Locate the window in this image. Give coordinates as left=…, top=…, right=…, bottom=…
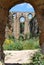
left=28, top=13, right=33, bottom=19
left=20, top=16, right=25, bottom=23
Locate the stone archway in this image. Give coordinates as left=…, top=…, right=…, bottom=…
left=0, top=0, right=44, bottom=64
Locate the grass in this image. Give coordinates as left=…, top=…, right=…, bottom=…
left=22, top=37, right=39, bottom=50
left=3, top=37, right=40, bottom=50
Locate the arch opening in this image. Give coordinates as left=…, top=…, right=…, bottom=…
left=0, top=0, right=44, bottom=65
left=4, top=2, right=40, bottom=50
left=28, top=13, right=33, bottom=19
left=20, top=16, right=25, bottom=34
left=2, top=2, right=41, bottom=65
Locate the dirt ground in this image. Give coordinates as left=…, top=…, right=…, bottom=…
left=4, top=50, right=38, bottom=64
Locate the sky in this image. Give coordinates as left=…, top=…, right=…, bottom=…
left=10, top=3, right=34, bottom=12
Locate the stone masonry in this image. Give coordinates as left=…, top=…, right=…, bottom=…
left=11, top=12, right=35, bottom=39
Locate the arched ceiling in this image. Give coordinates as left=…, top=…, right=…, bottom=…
left=0, top=0, right=44, bottom=12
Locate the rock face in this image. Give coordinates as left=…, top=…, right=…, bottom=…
left=0, top=0, right=44, bottom=63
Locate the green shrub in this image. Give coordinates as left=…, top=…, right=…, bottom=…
left=23, top=38, right=39, bottom=50
left=3, top=37, right=39, bottom=50
left=22, top=52, right=44, bottom=65
left=30, top=51, right=44, bottom=65
left=3, top=39, right=23, bottom=50
left=13, top=40, right=23, bottom=50
left=19, top=34, right=24, bottom=41
left=3, top=39, right=15, bottom=50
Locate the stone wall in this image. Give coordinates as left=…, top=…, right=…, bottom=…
left=10, top=12, right=35, bottom=39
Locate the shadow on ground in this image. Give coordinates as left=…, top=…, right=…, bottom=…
left=5, top=63, right=22, bottom=65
